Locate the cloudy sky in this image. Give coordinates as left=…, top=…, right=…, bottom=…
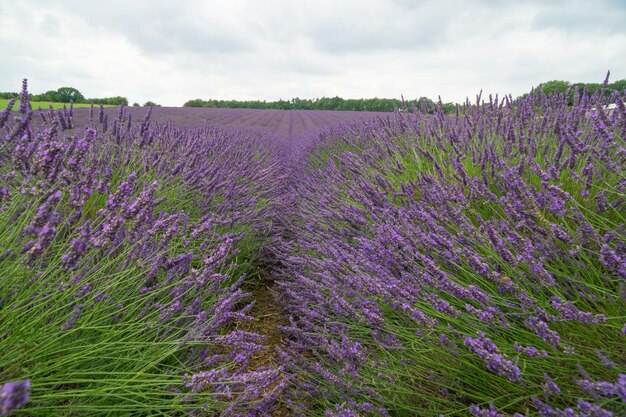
left=0, top=0, right=624, bottom=106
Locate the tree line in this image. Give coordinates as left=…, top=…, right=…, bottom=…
left=3, top=79, right=624, bottom=112
left=0, top=87, right=130, bottom=106
left=184, top=79, right=625, bottom=113
left=183, top=96, right=458, bottom=113
left=526, top=79, right=626, bottom=102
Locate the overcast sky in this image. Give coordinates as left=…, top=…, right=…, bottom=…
left=0, top=0, right=624, bottom=106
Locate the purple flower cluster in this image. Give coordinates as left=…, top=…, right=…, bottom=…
left=464, top=332, right=522, bottom=382
left=0, top=380, right=30, bottom=416
left=469, top=403, right=515, bottom=417
left=532, top=396, right=617, bottom=417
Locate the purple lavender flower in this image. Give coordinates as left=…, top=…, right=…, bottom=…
left=32, top=190, right=62, bottom=227
left=550, top=297, right=605, bottom=324
left=594, top=350, right=614, bottom=368
left=0, top=98, right=15, bottom=129
left=61, top=303, right=84, bottom=331
left=600, top=244, right=626, bottom=279
left=469, top=403, right=506, bottom=417
left=531, top=397, right=556, bottom=417
left=0, top=379, right=31, bottom=415
left=615, top=374, right=626, bottom=403
left=18, top=79, right=30, bottom=114
left=526, top=317, right=560, bottom=348
left=183, top=368, right=229, bottom=393
left=513, top=343, right=549, bottom=358
left=325, top=404, right=361, bottom=417
left=576, top=400, right=614, bottom=417
left=61, top=221, right=91, bottom=270
left=576, top=379, right=616, bottom=398
left=464, top=332, right=522, bottom=382
left=543, top=373, right=561, bottom=395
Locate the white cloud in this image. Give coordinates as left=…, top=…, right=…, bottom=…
left=0, top=0, right=624, bottom=106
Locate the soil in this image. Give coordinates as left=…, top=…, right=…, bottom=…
left=237, top=275, right=292, bottom=416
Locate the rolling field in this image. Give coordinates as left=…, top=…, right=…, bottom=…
left=1, top=82, right=624, bottom=416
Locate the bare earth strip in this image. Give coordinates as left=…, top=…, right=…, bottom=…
left=238, top=274, right=292, bottom=416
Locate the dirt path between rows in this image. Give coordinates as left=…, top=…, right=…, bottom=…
left=238, top=275, right=292, bottom=416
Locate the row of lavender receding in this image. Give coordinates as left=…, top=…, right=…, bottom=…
left=0, top=81, right=290, bottom=415
left=276, top=85, right=625, bottom=415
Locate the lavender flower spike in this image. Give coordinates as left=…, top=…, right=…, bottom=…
left=0, top=380, right=31, bottom=415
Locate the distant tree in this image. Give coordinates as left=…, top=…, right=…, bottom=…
left=34, top=90, right=60, bottom=102
left=609, top=79, right=626, bottom=93
left=538, top=80, right=570, bottom=96
left=108, top=96, right=129, bottom=106
left=184, top=99, right=209, bottom=107
left=55, top=87, right=85, bottom=103
left=144, top=101, right=160, bottom=107
left=88, top=96, right=128, bottom=106
left=133, top=102, right=140, bottom=107
left=442, top=102, right=456, bottom=115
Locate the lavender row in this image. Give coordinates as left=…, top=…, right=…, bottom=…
left=277, top=85, right=626, bottom=415
left=0, top=81, right=287, bottom=415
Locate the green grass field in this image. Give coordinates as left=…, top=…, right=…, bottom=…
left=0, top=98, right=113, bottom=110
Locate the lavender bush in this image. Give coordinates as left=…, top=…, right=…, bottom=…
left=0, top=81, right=286, bottom=415
left=278, top=84, right=625, bottom=415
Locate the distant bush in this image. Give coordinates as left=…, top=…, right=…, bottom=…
left=88, top=96, right=129, bottom=106
left=0, top=91, right=18, bottom=99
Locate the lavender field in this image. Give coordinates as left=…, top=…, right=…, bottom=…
left=0, top=81, right=625, bottom=417
left=69, top=107, right=383, bottom=139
